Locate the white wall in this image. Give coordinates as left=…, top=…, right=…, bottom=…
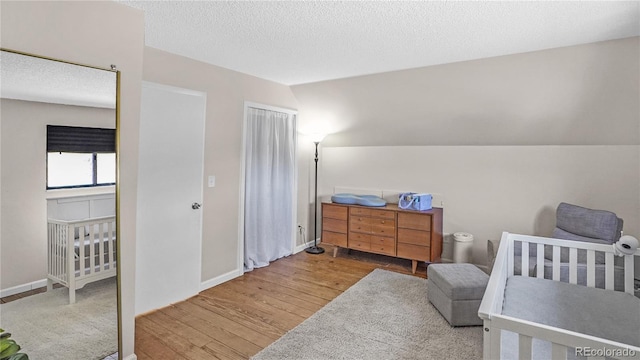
left=321, top=145, right=640, bottom=265
left=292, top=37, right=640, bottom=274
left=1, top=2, right=145, bottom=357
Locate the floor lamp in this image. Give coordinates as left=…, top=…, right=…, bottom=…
left=306, top=134, right=326, bottom=254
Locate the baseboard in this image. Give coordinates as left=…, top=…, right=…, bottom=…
left=1, top=278, right=48, bottom=298
left=200, top=269, right=243, bottom=292
left=294, top=238, right=320, bottom=254
left=123, top=354, right=137, bottom=360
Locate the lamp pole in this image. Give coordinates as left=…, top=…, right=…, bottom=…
left=306, top=140, right=324, bottom=254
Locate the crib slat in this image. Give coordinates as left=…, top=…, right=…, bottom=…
left=57, top=224, right=63, bottom=281
left=605, top=252, right=614, bottom=290
left=48, top=224, right=52, bottom=277
left=569, top=248, right=577, bottom=285
left=518, top=334, right=532, bottom=360
left=48, top=224, right=51, bottom=276
left=98, top=222, right=105, bottom=272
left=55, top=224, right=60, bottom=280
left=62, top=224, right=67, bottom=281
left=108, top=221, right=114, bottom=270
left=536, top=243, right=544, bottom=279
left=53, top=224, right=58, bottom=279
left=587, top=250, right=595, bottom=288
left=89, top=224, right=95, bottom=275
left=551, top=343, right=567, bottom=360
left=552, top=246, right=561, bottom=281
left=625, top=255, right=634, bottom=295
left=67, top=223, right=76, bottom=304
left=78, top=224, right=85, bottom=278
left=508, top=241, right=515, bottom=277
left=521, top=241, right=529, bottom=277
left=58, top=225, right=62, bottom=280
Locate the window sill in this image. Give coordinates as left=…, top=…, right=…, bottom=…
left=46, top=185, right=115, bottom=200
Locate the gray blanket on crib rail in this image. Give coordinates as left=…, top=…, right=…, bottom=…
left=500, top=276, right=640, bottom=360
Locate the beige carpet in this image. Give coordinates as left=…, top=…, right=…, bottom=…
left=0, top=277, right=118, bottom=360
left=252, top=268, right=483, bottom=360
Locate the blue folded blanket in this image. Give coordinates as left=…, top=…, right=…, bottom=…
left=331, top=193, right=387, bottom=207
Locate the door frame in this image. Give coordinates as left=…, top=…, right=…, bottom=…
left=239, top=101, right=298, bottom=273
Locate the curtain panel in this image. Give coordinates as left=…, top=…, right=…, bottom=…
left=244, top=107, right=295, bottom=271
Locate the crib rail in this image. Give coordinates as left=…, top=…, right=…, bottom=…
left=47, top=216, right=116, bottom=303
left=508, top=233, right=637, bottom=293
left=489, top=314, right=640, bottom=360
left=479, top=232, right=640, bottom=360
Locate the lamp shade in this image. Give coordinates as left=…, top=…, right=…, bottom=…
left=310, top=133, right=326, bottom=143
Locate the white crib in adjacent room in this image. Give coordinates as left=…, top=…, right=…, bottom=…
left=47, top=216, right=116, bottom=304
left=479, top=232, right=640, bottom=360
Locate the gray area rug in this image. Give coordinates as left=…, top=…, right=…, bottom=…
left=252, top=268, right=483, bottom=360
left=0, top=278, right=118, bottom=360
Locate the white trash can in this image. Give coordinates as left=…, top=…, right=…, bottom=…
left=453, top=232, right=474, bottom=263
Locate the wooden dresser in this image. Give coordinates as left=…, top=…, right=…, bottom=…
left=321, top=202, right=443, bottom=273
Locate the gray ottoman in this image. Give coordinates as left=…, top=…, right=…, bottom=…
left=427, top=263, right=489, bottom=326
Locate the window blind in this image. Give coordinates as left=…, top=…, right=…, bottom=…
left=47, top=125, right=115, bottom=153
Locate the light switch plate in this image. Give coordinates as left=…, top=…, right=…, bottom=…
left=208, top=175, right=215, bottom=187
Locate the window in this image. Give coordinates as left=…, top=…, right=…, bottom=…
left=47, top=125, right=115, bottom=189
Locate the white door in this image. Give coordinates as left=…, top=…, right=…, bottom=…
left=135, top=82, right=206, bottom=315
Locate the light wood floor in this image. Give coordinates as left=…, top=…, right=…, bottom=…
left=134, top=245, right=427, bottom=360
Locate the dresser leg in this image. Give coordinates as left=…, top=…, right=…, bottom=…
left=411, top=260, right=418, bottom=274
left=333, top=247, right=339, bottom=257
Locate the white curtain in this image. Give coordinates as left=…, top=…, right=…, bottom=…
left=244, top=107, right=295, bottom=271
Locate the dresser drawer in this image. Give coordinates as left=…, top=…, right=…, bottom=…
left=371, top=224, right=395, bottom=237
left=350, top=216, right=371, bottom=226
left=349, top=232, right=371, bottom=243
left=323, top=204, right=348, bottom=220
left=349, top=221, right=372, bottom=233
left=324, top=218, right=347, bottom=233
left=371, top=236, right=395, bottom=247
left=370, top=236, right=395, bottom=256
left=349, top=240, right=371, bottom=251
left=370, top=244, right=395, bottom=256
left=398, top=228, right=430, bottom=246
left=322, top=231, right=347, bottom=247
left=371, top=209, right=395, bottom=220
left=350, top=207, right=371, bottom=217
left=397, top=243, right=430, bottom=261
left=370, top=218, right=395, bottom=227
left=397, top=212, right=431, bottom=231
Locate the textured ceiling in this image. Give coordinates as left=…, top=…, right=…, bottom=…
left=1, top=51, right=116, bottom=108
left=120, top=0, right=640, bottom=85
left=2, top=1, right=638, bottom=107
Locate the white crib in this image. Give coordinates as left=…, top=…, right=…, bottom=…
left=479, top=232, right=640, bottom=360
left=47, top=216, right=116, bottom=304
